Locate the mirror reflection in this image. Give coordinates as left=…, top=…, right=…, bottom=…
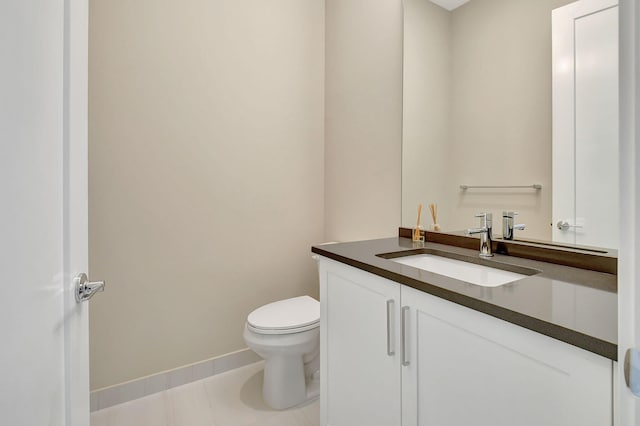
left=402, top=0, right=619, bottom=249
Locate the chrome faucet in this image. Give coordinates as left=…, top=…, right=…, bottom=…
left=502, top=211, right=526, bottom=240
left=467, top=213, right=494, bottom=257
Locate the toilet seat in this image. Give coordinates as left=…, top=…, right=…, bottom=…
left=247, top=295, right=319, bottom=335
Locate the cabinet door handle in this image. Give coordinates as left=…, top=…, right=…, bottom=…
left=401, top=306, right=410, bottom=366
left=386, top=299, right=395, bottom=356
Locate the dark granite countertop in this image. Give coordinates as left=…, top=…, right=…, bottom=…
left=311, top=235, right=618, bottom=360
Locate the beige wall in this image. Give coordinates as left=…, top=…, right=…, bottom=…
left=402, top=0, right=573, bottom=239
left=89, top=0, right=325, bottom=390
left=324, top=0, right=403, bottom=242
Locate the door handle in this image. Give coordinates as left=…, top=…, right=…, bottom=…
left=624, top=348, right=640, bottom=396
left=556, top=220, right=583, bottom=231
left=74, top=273, right=106, bottom=302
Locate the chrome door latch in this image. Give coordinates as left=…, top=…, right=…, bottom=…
left=624, top=348, right=640, bottom=397
left=556, top=220, right=583, bottom=231
left=74, top=273, right=106, bottom=303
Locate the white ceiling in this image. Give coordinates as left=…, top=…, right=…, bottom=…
left=429, top=0, right=471, bottom=11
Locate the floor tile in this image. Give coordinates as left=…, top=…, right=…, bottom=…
left=167, top=381, right=215, bottom=426
left=91, top=361, right=319, bottom=426
left=89, top=410, right=108, bottom=426
left=99, top=391, right=169, bottom=426
left=203, top=362, right=281, bottom=425
left=297, top=400, right=321, bottom=426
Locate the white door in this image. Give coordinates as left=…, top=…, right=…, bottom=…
left=0, top=1, right=90, bottom=425
left=618, top=0, right=640, bottom=424
left=552, top=0, right=619, bottom=249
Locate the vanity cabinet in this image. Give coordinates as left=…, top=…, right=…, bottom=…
left=318, top=257, right=613, bottom=426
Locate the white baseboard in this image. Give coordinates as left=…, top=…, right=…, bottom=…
left=90, top=348, right=261, bottom=412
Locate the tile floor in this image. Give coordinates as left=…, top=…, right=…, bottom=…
left=91, top=362, right=320, bottom=426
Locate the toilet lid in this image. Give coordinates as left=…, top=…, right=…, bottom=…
left=247, top=295, right=319, bottom=333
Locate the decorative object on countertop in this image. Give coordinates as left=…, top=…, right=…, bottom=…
left=503, top=211, right=526, bottom=240
left=467, top=212, right=494, bottom=257
left=428, top=203, right=440, bottom=231
left=413, top=204, right=424, bottom=243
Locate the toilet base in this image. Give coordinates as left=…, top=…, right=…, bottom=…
left=262, top=353, right=319, bottom=410
left=305, top=372, right=320, bottom=401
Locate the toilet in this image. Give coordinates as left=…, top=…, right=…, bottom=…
left=243, top=295, right=320, bottom=410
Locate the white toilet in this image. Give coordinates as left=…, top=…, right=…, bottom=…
left=243, top=295, right=320, bottom=410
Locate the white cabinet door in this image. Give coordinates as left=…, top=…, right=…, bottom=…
left=401, top=285, right=613, bottom=426
left=318, top=258, right=401, bottom=426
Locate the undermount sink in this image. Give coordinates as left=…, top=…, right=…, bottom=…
left=387, top=253, right=532, bottom=287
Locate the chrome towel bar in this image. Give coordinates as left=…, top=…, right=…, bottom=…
left=459, top=184, right=542, bottom=190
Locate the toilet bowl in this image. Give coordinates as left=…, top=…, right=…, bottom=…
left=243, top=295, right=320, bottom=410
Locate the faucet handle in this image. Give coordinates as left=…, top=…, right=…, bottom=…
left=475, top=212, right=492, bottom=226
left=475, top=212, right=492, bottom=219
left=502, top=211, right=518, bottom=218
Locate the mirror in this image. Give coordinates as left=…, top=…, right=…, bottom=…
left=402, top=0, right=616, bottom=246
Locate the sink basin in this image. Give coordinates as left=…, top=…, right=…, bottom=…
left=389, top=254, right=528, bottom=287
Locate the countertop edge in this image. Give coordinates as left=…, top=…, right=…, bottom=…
left=312, top=245, right=618, bottom=361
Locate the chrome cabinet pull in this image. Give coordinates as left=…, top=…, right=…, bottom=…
left=386, top=300, right=395, bottom=356
left=401, top=306, right=410, bottom=366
